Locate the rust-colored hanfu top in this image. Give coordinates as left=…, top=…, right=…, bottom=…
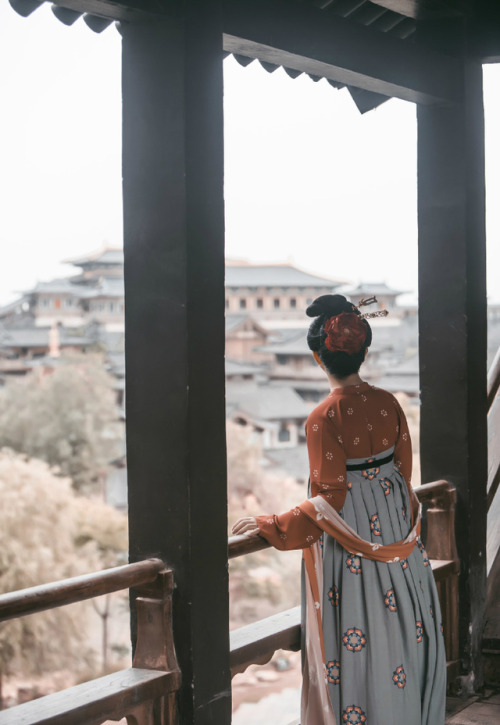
left=256, top=382, right=413, bottom=550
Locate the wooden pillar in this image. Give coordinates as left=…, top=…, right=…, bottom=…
left=121, top=6, right=230, bottom=723
left=417, top=44, right=487, bottom=687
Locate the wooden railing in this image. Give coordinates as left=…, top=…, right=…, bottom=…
left=488, top=345, right=500, bottom=508
left=0, top=560, right=181, bottom=725
left=487, top=346, right=500, bottom=574
left=484, top=346, right=500, bottom=683
left=0, top=480, right=460, bottom=720
left=228, top=479, right=460, bottom=681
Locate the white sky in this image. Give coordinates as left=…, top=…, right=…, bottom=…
left=0, top=2, right=499, bottom=305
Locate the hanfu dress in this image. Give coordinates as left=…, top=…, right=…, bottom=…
left=256, top=382, right=446, bottom=725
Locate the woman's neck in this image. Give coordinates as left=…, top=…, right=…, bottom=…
left=327, top=372, right=364, bottom=391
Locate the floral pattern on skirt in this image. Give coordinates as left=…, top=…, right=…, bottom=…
left=317, top=454, right=446, bottom=725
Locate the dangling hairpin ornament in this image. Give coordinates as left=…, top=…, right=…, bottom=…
left=354, top=296, right=389, bottom=320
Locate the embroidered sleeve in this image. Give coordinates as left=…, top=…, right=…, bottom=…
left=256, top=414, right=347, bottom=551
left=393, top=399, right=412, bottom=484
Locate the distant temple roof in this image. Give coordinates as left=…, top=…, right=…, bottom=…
left=225, top=314, right=269, bottom=336
left=256, top=330, right=310, bottom=357
left=225, top=263, right=343, bottom=290
left=226, top=381, right=309, bottom=421
left=63, top=248, right=124, bottom=268
left=344, top=282, right=404, bottom=298
left=0, top=326, right=94, bottom=349
left=225, top=359, right=264, bottom=378
left=28, top=279, right=95, bottom=297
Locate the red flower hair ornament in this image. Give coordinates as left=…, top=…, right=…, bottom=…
left=323, top=312, right=367, bottom=355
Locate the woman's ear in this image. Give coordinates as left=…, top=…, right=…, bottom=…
left=364, top=348, right=369, bottom=360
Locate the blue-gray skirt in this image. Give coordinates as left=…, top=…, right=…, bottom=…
left=317, top=449, right=446, bottom=725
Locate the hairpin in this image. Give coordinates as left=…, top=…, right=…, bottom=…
left=353, top=295, right=389, bottom=320
left=360, top=310, right=389, bottom=320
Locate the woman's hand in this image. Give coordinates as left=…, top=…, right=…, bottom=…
left=231, top=516, right=260, bottom=537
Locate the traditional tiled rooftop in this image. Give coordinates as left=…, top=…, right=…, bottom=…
left=225, top=264, right=343, bottom=290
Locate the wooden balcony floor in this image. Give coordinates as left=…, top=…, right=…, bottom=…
left=280, top=690, right=500, bottom=725
left=446, top=690, right=500, bottom=724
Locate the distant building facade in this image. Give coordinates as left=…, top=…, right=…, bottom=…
left=224, top=261, right=344, bottom=323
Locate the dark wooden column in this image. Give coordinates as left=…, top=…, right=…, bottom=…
left=418, top=44, right=487, bottom=686
left=121, top=6, right=230, bottom=724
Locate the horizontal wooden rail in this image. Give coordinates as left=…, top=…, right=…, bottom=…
left=228, top=533, right=271, bottom=559
left=487, top=345, right=500, bottom=510
left=0, top=558, right=165, bottom=622
left=228, top=480, right=453, bottom=559
left=230, top=607, right=301, bottom=677
left=0, top=668, right=180, bottom=725
left=0, top=568, right=181, bottom=725
left=488, top=345, right=500, bottom=410
left=414, top=479, right=452, bottom=502
left=488, top=387, right=500, bottom=509
left=228, top=480, right=458, bottom=677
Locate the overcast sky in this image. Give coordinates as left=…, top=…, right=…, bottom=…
left=1, top=2, right=499, bottom=305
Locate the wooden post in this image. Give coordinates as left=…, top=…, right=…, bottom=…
left=122, top=6, right=230, bottom=723
left=417, top=39, right=487, bottom=688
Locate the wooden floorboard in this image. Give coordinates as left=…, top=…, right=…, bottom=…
left=446, top=691, right=500, bottom=724
left=283, top=690, right=500, bottom=725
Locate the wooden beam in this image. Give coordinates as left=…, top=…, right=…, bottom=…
left=470, top=22, right=500, bottom=63
left=122, top=8, right=231, bottom=725
left=222, top=0, right=462, bottom=105
left=368, top=0, right=466, bottom=20
left=0, top=559, right=164, bottom=621
left=417, top=40, right=487, bottom=688
left=48, top=0, right=171, bottom=21
left=0, top=668, right=179, bottom=725
left=230, top=607, right=301, bottom=676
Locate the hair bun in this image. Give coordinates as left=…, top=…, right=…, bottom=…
left=306, top=294, right=354, bottom=318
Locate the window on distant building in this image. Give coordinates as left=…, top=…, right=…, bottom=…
left=306, top=298, right=313, bottom=305
left=240, top=299, right=246, bottom=309
left=41, top=298, right=50, bottom=307
left=274, top=298, right=280, bottom=309
left=278, top=425, right=291, bottom=442
left=290, top=298, right=296, bottom=308
left=256, top=298, right=263, bottom=309
left=64, top=298, right=73, bottom=308
left=109, top=302, right=115, bottom=312
left=277, top=355, right=289, bottom=366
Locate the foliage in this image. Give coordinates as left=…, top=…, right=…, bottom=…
left=0, top=353, right=123, bottom=492
left=226, top=422, right=304, bottom=625
left=0, top=449, right=128, bottom=684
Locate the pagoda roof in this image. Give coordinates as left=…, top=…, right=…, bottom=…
left=225, top=359, right=265, bottom=378
left=86, top=277, right=125, bottom=299
left=344, top=282, right=405, bottom=298
left=0, top=326, right=94, bottom=349
left=225, top=263, right=344, bottom=290
left=63, top=248, right=124, bottom=268
left=28, top=278, right=93, bottom=297
left=256, top=330, right=310, bottom=357
left=225, top=314, right=269, bottom=336
left=226, top=380, right=309, bottom=421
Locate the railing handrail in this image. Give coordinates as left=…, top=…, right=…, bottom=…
left=488, top=345, right=500, bottom=410
left=0, top=558, right=165, bottom=622
left=229, top=533, right=270, bottom=558
left=228, top=479, right=453, bottom=560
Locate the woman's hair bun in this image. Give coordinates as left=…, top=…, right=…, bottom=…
left=306, top=294, right=354, bottom=318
